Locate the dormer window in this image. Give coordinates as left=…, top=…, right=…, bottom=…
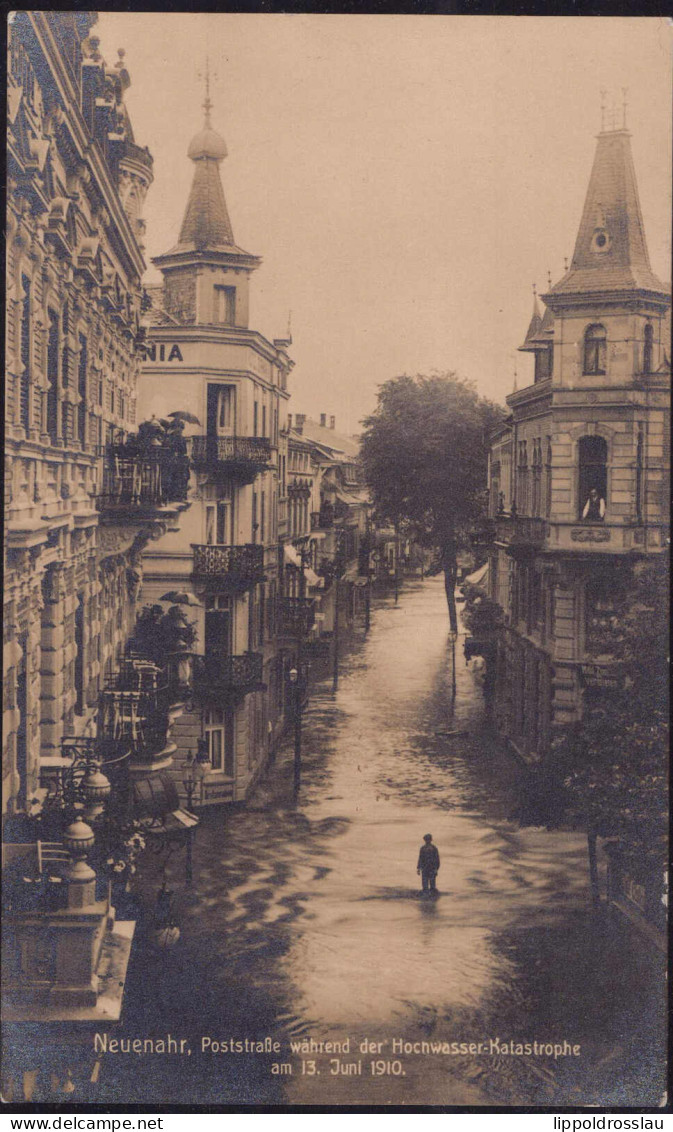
left=214, top=285, right=235, bottom=326
left=583, top=324, right=606, bottom=376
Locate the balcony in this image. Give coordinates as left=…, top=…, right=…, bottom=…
left=311, top=508, right=334, bottom=530
left=495, top=514, right=548, bottom=553
left=191, top=543, right=265, bottom=590
left=98, top=688, right=171, bottom=765
left=192, top=652, right=264, bottom=702
left=277, top=597, right=315, bottom=639
left=96, top=442, right=189, bottom=517
left=190, top=435, right=272, bottom=481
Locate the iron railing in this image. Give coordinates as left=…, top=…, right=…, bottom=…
left=98, top=689, right=170, bottom=763
left=97, top=444, right=189, bottom=510
left=277, top=597, right=315, bottom=639
left=190, top=435, right=272, bottom=472
left=191, top=543, right=265, bottom=587
left=495, top=515, right=548, bottom=547
left=192, top=652, right=264, bottom=699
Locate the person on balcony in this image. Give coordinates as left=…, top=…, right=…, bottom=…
left=582, top=488, right=606, bottom=522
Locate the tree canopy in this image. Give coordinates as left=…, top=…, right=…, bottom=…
left=360, top=372, right=505, bottom=629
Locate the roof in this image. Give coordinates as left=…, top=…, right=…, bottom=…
left=294, top=418, right=361, bottom=460
left=547, top=129, right=668, bottom=300
left=178, top=141, right=236, bottom=250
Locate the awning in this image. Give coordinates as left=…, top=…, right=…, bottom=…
left=283, top=543, right=302, bottom=568
left=336, top=488, right=366, bottom=506
left=283, top=543, right=323, bottom=589
left=463, top=561, right=489, bottom=590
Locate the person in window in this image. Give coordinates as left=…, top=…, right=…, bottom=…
left=582, top=488, right=605, bottom=522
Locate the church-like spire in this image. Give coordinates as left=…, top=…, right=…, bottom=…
left=547, top=118, right=667, bottom=299
left=176, top=67, right=236, bottom=250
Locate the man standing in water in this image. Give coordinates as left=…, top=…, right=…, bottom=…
left=417, top=833, right=440, bottom=896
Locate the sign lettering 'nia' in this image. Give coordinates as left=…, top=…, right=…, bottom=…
left=145, top=343, right=183, bottom=362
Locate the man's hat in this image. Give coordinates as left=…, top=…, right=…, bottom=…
left=423, top=833, right=432, bottom=842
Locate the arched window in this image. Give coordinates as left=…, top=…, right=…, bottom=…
left=643, top=324, right=654, bottom=374
left=583, top=324, right=607, bottom=376
left=578, top=435, right=607, bottom=521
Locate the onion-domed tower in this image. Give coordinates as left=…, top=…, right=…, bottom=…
left=152, top=82, right=261, bottom=326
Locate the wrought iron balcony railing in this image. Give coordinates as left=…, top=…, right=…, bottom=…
left=98, top=689, right=170, bottom=764
left=191, top=543, right=265, bottom=589
left=495, top=514, right=548, bottom=549
left=311, top=509, right=334, bottom=530
left=192, top=652, right=264, bottom=700
left=97, top=443, right=189, bottom=511
left=277, top=597, right=315, bottom=639
left=190, top=435, right=272, bottom=478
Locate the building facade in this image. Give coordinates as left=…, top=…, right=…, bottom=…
left=137, top=100, right=293, bottom=806
left=488, top=121, right=670, bottom=764
left=3, top=13, right=192, bottom=1100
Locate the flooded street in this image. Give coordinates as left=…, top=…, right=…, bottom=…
left=106, top=578, right=665, bottom=1108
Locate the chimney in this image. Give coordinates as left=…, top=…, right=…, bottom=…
left=320, top=413, right=327, bottom=428
left=329, top=415, right=336, bottom=430
left=287, top=413, right=292, bottom=430
left=295, top=413, right=305, bottom=434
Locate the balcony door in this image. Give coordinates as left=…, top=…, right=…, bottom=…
left=205, top=500, right=232, bottom=546
left=205, top=596, right=232, bottom=660
left=207, top=384, right=236, bottom=439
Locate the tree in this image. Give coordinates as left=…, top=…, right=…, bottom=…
left=360, top=373, right=505, bottom=630
left=552, top=554, right=669, bottom=905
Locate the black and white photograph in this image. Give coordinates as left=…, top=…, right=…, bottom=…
left=3, top=10, right=670, bottom=1112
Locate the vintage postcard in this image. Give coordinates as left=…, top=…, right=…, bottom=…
left=3, top=11, right=670, bottom=1111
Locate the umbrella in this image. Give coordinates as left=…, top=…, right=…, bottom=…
left=167, top=411, right=201, bottom=425
left=159, top=591, right=201, bottom=607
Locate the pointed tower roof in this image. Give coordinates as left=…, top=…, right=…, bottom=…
left=519, top=291, right=542, bottom=351
left=155, top=76, right=259, bottom=266
left=547, top=127, right=667, bottom=300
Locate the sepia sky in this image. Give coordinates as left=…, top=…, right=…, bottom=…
left=96, top=14, right=672, bottom=433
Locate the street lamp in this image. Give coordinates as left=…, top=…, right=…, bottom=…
left=181, top=751, right=206, bottom=886
left=289, top=665, right=301, bottom=796
left=448, top=629, right=458, bottom=698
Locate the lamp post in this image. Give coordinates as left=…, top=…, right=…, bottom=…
left=289, top=665, right=301, bottom=796
left=448, top=630, right=457, bottom=699
left=181, top=749, right=206, bottom=887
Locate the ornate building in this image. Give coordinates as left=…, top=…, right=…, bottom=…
left=488, top=118, right=670, bottom=763
left=3, top=14, right=193, bottom=1100
left=138, top=91, right=294, bottom=805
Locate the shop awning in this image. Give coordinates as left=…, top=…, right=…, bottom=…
left=283, top=543, right=323, bottom=589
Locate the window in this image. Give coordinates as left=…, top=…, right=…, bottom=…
left=260, top=491, right=265, bottom=543
left=204, top=708, right=233, bottom=774
left=643, top=324, right=654, bottom=374
left=583, top=324, right=606, bottom=376
left=262, top=404, right=267, bottom=437
left=578, top=435, right=607, bottom=520
left=635, top=428, right=644, bottom=522
left=252, top=491, right=258, bottom=542
left=205, top=501, right=231, bottom=545
left=217, top=386, right=234, bottom=431
left=516, top=440, right=529, bottom=514
left=205, top=596, right=232, bottom=657
left=46, top=309, right=59, bottom=442
left=20, top=275, right=31, bottom=432
left=77, top=334, right=88, bottom=444
left=214, top=285, right=236, bottom=326
left=253, top=401, right=258, bottom=437
left=545, top=437, right=552, bottom=518
left=534, top=347, right=552, bottom=383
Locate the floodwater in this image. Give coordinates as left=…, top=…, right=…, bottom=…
left=105, top=578, right=666, bottom=1108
